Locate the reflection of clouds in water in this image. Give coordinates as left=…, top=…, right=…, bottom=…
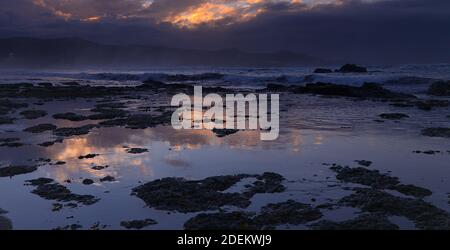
left=39, top=124, right=318, bottom=181
left=45, top=132, right=154, bottom=182
left=163, top=155, right=191, bottom=168
left=314, top=135, right=324, bottom=145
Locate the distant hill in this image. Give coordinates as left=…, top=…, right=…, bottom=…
left=0, top=37, right=322, bottom=69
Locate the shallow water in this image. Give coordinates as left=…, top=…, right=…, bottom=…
left=1, top=88, right=450, bottom=229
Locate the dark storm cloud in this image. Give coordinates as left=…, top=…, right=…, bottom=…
left=0, top=0, right=449, bottom=64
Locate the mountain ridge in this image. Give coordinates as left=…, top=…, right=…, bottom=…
left=0, top=37, right=323, bottom=68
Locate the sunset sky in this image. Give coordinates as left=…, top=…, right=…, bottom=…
left=1, top=0, right=450, bottom=63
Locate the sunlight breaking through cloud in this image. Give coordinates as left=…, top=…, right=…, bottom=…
left=30, top=0, right=375, bottom=28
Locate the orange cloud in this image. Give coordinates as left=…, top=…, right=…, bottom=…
left=31, top=0, right=358, bottom=28
left=163, top=2, right=237, bottom=27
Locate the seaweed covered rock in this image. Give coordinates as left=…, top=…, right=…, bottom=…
left=337, top=64, right=368, bottom=73
left=132, top=173, right=285, bottom=212
left=0, top=138, right=24, bottom=148
left=427, top=81, right=450, bottom=96
left=354, top=160, right=372, bottom=167
left=26, top=178, right=99, bottom=206
left=126, top=148, right=149, bottom=154
left=0, top=99, right=28, bottom=115
left=379, top=113, right=409, bottom=120
left=0, top=116, right=14, bottom=125
left=330, top=165, right=432, bottom=198
left=24, top=123, right=57, bottom=133
left=19, top=110, right=47, bottom=119
left=212, top=128, right=239, bottom=137
left=340, top=188, right=450, bottom=230
left=0, top=165, right=38, bottom=177
left=313, top=68, right=333, bottom=74
left=120, top=219, right=158, bottom=229
left=53, top=124, right=98, bottom=137
left=53, top=112, right=88, bottom=121
left=421, top=127, right=450, bottom=138
left=100, top=176, right=115, bottom=182
left=78, top=154, right=99, bottom=159
left=99, top=113, right=171, bottom=129
left=254, top=200, right=323, bottom=226
left=184, top=200, right=322, bottom=230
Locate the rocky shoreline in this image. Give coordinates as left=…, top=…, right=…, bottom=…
left=1, top=69, right=450, bottom=230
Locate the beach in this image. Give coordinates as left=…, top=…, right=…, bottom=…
left=1, top=66, right=450, bottom=230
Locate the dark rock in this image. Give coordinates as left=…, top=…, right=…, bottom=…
left=26, top=177, right=53, bottom=186
left=138, top=79, right=168, bottom=89
left=19, top=110, right=47, bottom=119
left=394, top=184, right=433, bottom=198
left=0, top=165, right=37, bottom=177
left=37, top=82, right=53, bottom=87
left=78, top=154, right=99, bottom=160
left=415, top=99, right=450, bottom=111
left=212, top=128, right=239, bottom=137
left=120, top=219, right=157, bottom=229
left=355, top=160, right=372, bottom=167
left=0, top=137, right=20, bottom=144
left=100, top=176, right=115, bottom=182
left=92, top=165, right=109, bottom=170
left=53, top=224, right=83, bottom=230
left=0, top=140, right=24, bottom=147
left=413, top=150, right=441, bottom=155
left=0, top=99, right=28, bottom=114
left=421, top=127, right=450, bottom=138
left=254, top=200, right=323, bottom=226
left=99, top=113, right=171, bottom=129
left=0, top=137, right=24, bottom=147
left=53, top=112, right=88, bottom=121
left=132, top=173, right=285, bottom=213
left=340, top=188, right=450, bottom=230
left=314, top=68, right=333, bottom=73
left=390, top=102, right=414, bottom=108
left=87, top=108, right=127, bottom=120
left=0, top=116, right=14, bottom=124
left=244, top=172, right=286, bottom=195
left=126, top=148, right=149, bottom=154
left=24, top=123, right=57, bottom=133
left=337, top=64, right=368, bottom=73
left=331, top=165, right=399, bottom=188
left=310, top=213, right=399, bottom=230
left=54, top=124, right=97, bottom=137
left=185, top=200, right=322, bottom=230
left=61, top=81, right=80, bottom=86
left=264, top=83, right=291, bottom=92
left=26, top=178, right=99, bottom=205
left=379, top=113, right=409, bottom=120
left=82, top=179, right=94, bottom=185
left=427, top=81, right=450, bottom=96
left=38, top=138, right=63, bottom=147
left=330, top=165, right=432, bottom=198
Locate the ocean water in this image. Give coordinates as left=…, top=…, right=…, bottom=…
left=1, top=64, right=450, bottom=90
